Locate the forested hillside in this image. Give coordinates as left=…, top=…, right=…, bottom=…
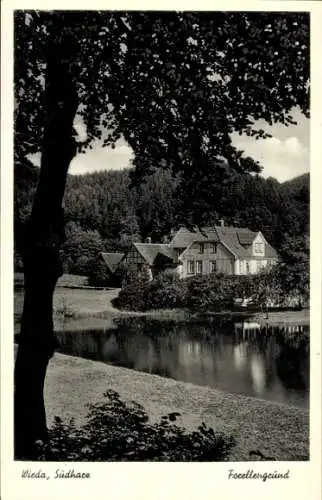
left=14, top=158, right=309, bottom=275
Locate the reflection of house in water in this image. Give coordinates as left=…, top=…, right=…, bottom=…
left=56, top=319, right=309, bottom=408
left=250, top=353, right=266, bottom=396
left=232, top=320, right=309, bottom=400
left=129, top=337, right=160, bottom=373
left=232, top=340, right=266, bottom=396
left=233, top=322, right=271, bottom=397
left=233, top=343, right=248, bottom=371
left=178, top=339, right=216, bottom=377
left=97, top=325, right=276, bottom=400
left=234, top=322, right=261, bottom=340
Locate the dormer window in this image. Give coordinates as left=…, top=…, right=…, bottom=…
left=254, top=242, right=264, bottom=255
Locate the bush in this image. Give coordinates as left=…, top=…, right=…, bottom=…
left=87, top=258, right=112, bottom=287
left=113, top=277, right=151, bottom=311
left=40, top=390, right=235, bottom=461
left=145, top=274, right=188, bottom=309
left=116, top=273, right=237, bottom=312
left=115, top=267, right=303, bottom=312
left=185, top=274, right=234, bottom=312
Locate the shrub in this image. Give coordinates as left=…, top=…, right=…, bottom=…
left=41, top=390, right=235, bottom=461
left=113, top=277, right=151, bottom=311
left=145, top=274, right=188, bottom=309
left=116, top=273, right=237, bottom=312
left=115, top=267, right=302, bottom=312
left=87, top=258, right=112, bottom=287
left=185, top=274, right=234, bottom=312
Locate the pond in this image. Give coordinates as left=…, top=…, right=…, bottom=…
left=54, top=317, right=309, bottom=409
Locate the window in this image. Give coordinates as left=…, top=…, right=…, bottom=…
left=196, top=261, right=203, bottom=274
left=188, top=261, right=195, bottom=274
left=257, top=261, right=266, bottom=272
left=199, top=243, right=204, bottom=254
left=211, top=243, right=217, bottom=254
left=246, top=262, right=250, bottom=274
left=210, top=261, right=217, bottom=273
left=254, top=242, right=264, bottom=255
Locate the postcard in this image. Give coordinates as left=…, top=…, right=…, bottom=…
left=1, top=2, right=321, bottom=499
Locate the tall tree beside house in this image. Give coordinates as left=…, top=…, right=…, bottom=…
left=276, top=234, right=309, bottom=304
left=13, top=10, right=309, bottom=458
left=119, top=214, right=142, bottom=251
left=136, top=168, right=180, bottom=241
left=60, top=221, right=106, bottom=275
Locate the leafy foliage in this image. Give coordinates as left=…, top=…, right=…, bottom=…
left=41, top=390, right=235, bottom=461
left=15, top=11, right=309, bottom=227
left=116, top=263, right=308, bottom=313
left=146, top=274, right=189, bottom=309
left=60, top=221, right=106, bottom=275
left=86, top=258, right=112, bottom=287
left=274, top=234, right=309, bottom=303
left=113, top=276, right=151, bottom=311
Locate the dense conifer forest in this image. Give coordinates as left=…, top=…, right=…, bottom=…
left=15, top=156, right=309, bottom=278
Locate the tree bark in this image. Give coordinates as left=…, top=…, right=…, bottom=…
left=14, top=47, right=78, bottom=460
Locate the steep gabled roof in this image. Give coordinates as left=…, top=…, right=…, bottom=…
left=215, top=226, right=279, bottom=259
left=265, top=243, right=278, bottom=259
left=170, top=225, right=278, bottom=260
left=215, top=226, right=256, bottom=258
left=169, top=227, right=219, bottom=248
left=134, top=243, right=178, bottom=266
left=237, top=229, right=258, bottom=247
left=100, top=252, right=124, bottom=273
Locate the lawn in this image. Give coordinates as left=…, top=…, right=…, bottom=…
left=14, top=282, right=191, bottom=324
left=14, top=275, right=310, bottom=326
left=14, top=286, right=120, bottom=321
left=38, top=351, right=309, bottom=461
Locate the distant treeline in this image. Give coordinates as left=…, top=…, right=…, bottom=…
left=14, top=157, right=309, bottom=276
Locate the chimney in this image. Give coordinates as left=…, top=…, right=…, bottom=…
left=219, top=219, right=225, bottom=227
left=146, top=236, right=152, bottom=243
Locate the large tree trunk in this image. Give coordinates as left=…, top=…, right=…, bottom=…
left=14, top=48, right=78, bottom=460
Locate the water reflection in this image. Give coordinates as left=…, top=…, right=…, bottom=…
left=55, top=318, right=309, bottom=409
left=250, top=353, right=266, bottom=396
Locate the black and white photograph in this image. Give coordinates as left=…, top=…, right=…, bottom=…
left=1, top=3, right=321, bottom=498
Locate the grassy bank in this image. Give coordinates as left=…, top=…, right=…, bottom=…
left=14, top=284, right=309, bottom=326
left=252, top=309, right=309, bottom=326
left=37, top=351, right=308, bottom=461
left=14, top=285, right=192, bottom=323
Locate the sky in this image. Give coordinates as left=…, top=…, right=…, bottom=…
left=231, top=107, right=310, bottom=182
left=30, top=107, right=309, bottom=183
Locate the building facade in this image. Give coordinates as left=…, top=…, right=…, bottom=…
left=101, top=224, right=278, bottom=281
left=170, top=225, right=278, bottom=279
left=120, top=243, right=179, bottom=281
